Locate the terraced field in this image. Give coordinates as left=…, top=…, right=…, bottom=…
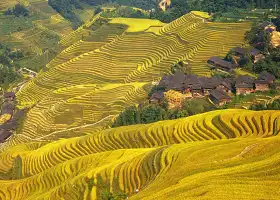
left=0, top=0, right=72, bottom=71
left=0, top=11, right=250, bottom=150
left=0, top=10, right=269, bottom=199
left=0, top=109, right=280, bottom=199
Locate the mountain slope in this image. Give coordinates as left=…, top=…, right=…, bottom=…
left=0, top=12, right=251, bottom=151
left=0, top=110, right=280, bottom=199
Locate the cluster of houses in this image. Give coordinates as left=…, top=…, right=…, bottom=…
left=0, top=92, right=18, bottom=143
left=207, top=47, right=265, bottom=72
left=150, top=71, right=276, bottom=107
left=208, top=21, right=278, bottom=73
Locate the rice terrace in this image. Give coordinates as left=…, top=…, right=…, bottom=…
left=1, top=0, right=280, bottom=199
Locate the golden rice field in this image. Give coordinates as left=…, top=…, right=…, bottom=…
left=0, top=0, right=72, bottom=56
left=0, top=11, right=251, bottom=151
left=1, top=10, right=269, bottom=199
left=0, top=109, right=280, bottom=199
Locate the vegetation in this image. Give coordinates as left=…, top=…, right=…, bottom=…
left=48, top=0, right=82, bottom=28
left=0, top=2, right=280, bottom=199
left=11, top=12, right=249, bottom=150
left=244, top=23, right=280, bottom=78
left=4, top=4, right=29, bottom=17
left=48, top=0, right=280, bottom=24
left=0, top=43, right=22, bottom=91
left=101, top=6, right=149, bottom=18
left=112, top=98, right=215, bottom=127
left=250, top=99, right=280, bottom=110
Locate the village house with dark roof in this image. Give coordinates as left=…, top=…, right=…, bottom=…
left=4, top=92, right=15, bottom=101
left=235, top=75, right=255, bottom=95
left=217, top=79, right=233, bottom=94
left=155, top=70, right=276, bottom=107
left=207, top=56, right=238, bottom=72
left=149, top=91, right=165, bottom=103
left=232, top=47, right=265, bottom=63
left=255, top=71, right=275, bottom=91
left=209, top=89, right=232, bottom=106
left=198, top=76, right=223, bottom=95
left=0, top=130, right=12, bottom=143
left=260, top=21, right=277, bottom=32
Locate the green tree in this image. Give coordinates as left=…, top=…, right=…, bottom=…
left=140, top=105, right=167, bottom=124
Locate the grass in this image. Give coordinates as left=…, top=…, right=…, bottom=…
left=234, top=68, right=257, bottom=78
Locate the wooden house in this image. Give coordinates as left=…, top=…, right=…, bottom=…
left=207, top=56, right=238, bottom=72
left=209, top=89, right=232, bottom=106
left=250, top=48, right=265, bottom=63
left=4, top=92, right=15, bottom=101
left=199, top=76, right=222, bottom=95
left=260, top=21, right=277, bottom=32
left=232, top=47, right=265, bottom=63
left=149, top=91, right=164, bottom=103
left=217, top=80, right=233, bottom=94
left=235, top=75, right=255, bottom=95
left=0, top=130, right=12, bottom=143
left=254, top=71, right=275, bottom=91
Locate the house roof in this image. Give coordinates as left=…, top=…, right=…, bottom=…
left=235, top=75, right=255, bottom=89
left=1, top=103, right=14, bottom=115
left=4, top=92, right=15, bottom=99
left=266, top=28, right=275, bottom=33
left=150, top=91, right=164, bottom=100
left=0, top=130, right=12, bottom=143
left=220, top=80, right=232, bottom=90
left=236, top=75, right=255, bottom=84
left=183, top=74, right=200, bottom=89
left=258, top=71, right=275, bottom=81
left=208, top=56, right=237, bottom=69
left=209, top=89, right=232, bottom=101
left=254, top=71, right=275, bottom=84
left=250, top=48, right=261, bottom=56
left=236, top=82, right=254, bottom=89
left=199, top=76, right=222, bottom=89
left=260, top=21, right=275, bottom=28
left=233, top=47, right=248, bottom=55
left=255, top=79, right=271, bottom=84
left=233, top=47, right=261, bottom=56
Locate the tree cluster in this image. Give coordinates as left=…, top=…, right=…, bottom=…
left=48, top=0, right=280, bottom=25
left=250, top=99, right=280, bottom=110
left=101, top=6, right=149, bottom=18
left=0, top=44, right=23, bottom=90
left=242, top=23, right=280, bottom=78
left=49, top=0, right=82, bottom=28
left=4, top=4, right=29, bottom=17
left=112, top=98, right=215, bottom=127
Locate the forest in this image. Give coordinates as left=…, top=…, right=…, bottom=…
left=48, top=0, right=280, bottom=24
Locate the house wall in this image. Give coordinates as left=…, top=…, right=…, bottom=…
left=255, top=83, right=269, bottom=91
left=209, top=96, right=231, bottom=106
left=253, top=54, right=265, bottom=63
left=236, top=88, right=254, bottom=95
left=264, top=26, right=276, bottom=31
left=218, top=99, right=231, bottom=106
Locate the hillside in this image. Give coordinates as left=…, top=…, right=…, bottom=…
left=0, top=12, right=251, bottom=151
left=1, top=109, right=280, bottom=199
left=2, top=6, right=279, bottom=199
left=0, top=0, right=72, bottom=72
